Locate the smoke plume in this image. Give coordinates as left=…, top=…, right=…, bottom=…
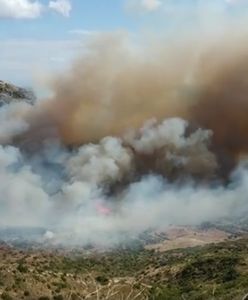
left=1, top=4, right=248, bottom=246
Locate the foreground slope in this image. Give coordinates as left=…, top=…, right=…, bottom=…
left=0, top=236, right=247, bottom=300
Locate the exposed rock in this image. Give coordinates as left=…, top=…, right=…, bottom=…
left=0, top=80, right=36, bottom=106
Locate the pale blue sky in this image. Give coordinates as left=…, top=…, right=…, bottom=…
left=0, top=0, right=247, bottom=88
left=0, top=1, right=137, bottom=40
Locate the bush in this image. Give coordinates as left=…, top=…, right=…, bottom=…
left=24, top=290, right=30, bottom=297
left=53, top=295, right=63, bottom=300
left=95, top=275, right=109, bottom=285
left=17, top=263, right=28, bottom=273
left=148, top=286, right=181, bottom=300
left=1, top=293, right=13, bottom=300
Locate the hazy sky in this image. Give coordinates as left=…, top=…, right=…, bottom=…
left=0, top=0, right=246, bottom=88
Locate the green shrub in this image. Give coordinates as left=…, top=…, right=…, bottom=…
left=53, top=295, right=63, bottom=300
left=95, top=275, right=109, bottom=285
left=1, top=293, right=13, bottom=300
left=17, top=263, right=28, bottom=273
left=24, top=290, right=30, bottom=297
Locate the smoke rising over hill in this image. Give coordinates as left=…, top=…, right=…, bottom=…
left=1, top=7, right=248, bottom=246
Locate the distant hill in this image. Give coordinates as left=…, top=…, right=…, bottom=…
left=0, top=80, right=35, bottom=106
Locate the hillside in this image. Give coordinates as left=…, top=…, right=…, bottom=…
left=0, top=231, right=247, bottom=300
left=0, top=81, right=35, bottom=106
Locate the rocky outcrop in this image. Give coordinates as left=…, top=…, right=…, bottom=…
left=0, top=80, right=35, bottom=106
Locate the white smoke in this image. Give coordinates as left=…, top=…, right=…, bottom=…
left=0, top=145, right=50, bottom=227
left=0, top=98, right=247, bottom=246
left=66, top=137, right=133, bottom=185
left=0, top=102, right=30, bottom=144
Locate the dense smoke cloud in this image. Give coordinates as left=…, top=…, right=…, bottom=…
left=20, top=19, right=248, bottom=167
left=1, top=4, right=248, bottom=246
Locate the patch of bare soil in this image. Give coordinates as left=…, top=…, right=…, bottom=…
left=145, top=226, right=231, bottom=252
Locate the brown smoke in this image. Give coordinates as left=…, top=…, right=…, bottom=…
left=24, top=34, right=195, bottom=145
left=190, top=48, right=248, bottom=173
left=15, top=20, right=248, bottom=178
left=178, top=29, right=248, bottom=177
